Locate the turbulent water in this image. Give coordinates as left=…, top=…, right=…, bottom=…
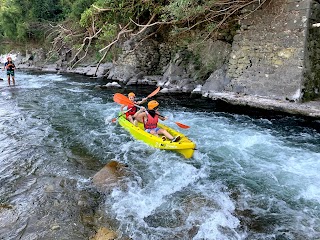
left=0, top=71, right=320, bottom=239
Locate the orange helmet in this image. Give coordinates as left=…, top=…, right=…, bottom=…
left=128, top=92, right=135, bottom=97
left=148, top=100, right=159, bottom=110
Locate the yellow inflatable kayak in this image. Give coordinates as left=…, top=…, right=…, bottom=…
left=117, top=114, right=196, bottom=158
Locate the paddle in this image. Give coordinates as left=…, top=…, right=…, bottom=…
left=146, top=86, right=160, bottom=99
left=110, top=109, right=130, bottom=123
left=111, top=87, right=160, bottom=122
left=113, top=93, right=190, bottom=129
left=155, top=113, right=190, bottom=129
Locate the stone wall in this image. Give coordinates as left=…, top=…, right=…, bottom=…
left=303, top=0, right=320, bottom=100
left=226, top=0, right=313, bottom=101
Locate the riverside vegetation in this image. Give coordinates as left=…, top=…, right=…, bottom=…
left=0, top=0, right=263, bottom=70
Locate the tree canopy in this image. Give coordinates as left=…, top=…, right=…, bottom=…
left=0, top=0, right=264, bottom=64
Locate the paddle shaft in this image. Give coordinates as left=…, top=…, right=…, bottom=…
left=111, top=108, right=132, bottom=122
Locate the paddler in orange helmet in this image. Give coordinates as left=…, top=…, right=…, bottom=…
left=120, top=92, right=147, bottom=124
left=134, top=100, right=180, bottom=142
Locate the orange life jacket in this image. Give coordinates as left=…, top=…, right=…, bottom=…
left=144, top=112, right=158, bottom=129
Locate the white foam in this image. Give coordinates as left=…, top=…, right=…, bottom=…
left=193, top=211, right=241, bottom=240
left=300, top=185, right=320, bottom=203
left=111, top=161, right=200, bottom=218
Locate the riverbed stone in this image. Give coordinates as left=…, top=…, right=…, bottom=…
left=91, top=227, right=117, bottom=240
left=92, top=160, right=129, bottom=193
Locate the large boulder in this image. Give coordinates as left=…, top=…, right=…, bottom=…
left=90, top=227, right=117, bottom=240
left=92, top=160, right=129, bottom=193
left=107, top=64, right=143, bottom=84
left=201, top=66, right=230, bottom=93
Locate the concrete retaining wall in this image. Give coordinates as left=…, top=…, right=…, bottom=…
left=303, top=0, right=320, bottom=100
left=226, top=0, right=318, bottom=102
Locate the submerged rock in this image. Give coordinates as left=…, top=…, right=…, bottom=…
left=92, top=160, right=129, bottom=193
left=90, top=227, right=117, bottom=240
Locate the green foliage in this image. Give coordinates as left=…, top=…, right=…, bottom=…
left=33, top=0, right=64, bottom=21
left=79, top=8, right=94, bottom=27
left=70, top=0, right=94, bottom=20
left=0, top=0, right=246, bottom=65
left=0, top=0, right=74, bottom=41
left=98, top=24, right=117, bottom=44
left=0, top=4, right=21, bottom=39
left=162, top=0, right=210, bottom=21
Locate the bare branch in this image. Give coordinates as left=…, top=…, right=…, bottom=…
left=98, top=22, right=133, bottom=53
left=92, top=4, right=116, bottom=12
left=131, top=13, right=156, bottom=36
left=129, top=17, right=176, bottom=29
left=204, top=0, right=266, bottom=39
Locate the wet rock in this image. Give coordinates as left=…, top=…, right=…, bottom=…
left=192, top=85, right=202, bottom=94
left=86, top=63, right=113, bottom=77
left=0, top=176, right=100, bottom=239
left=95, top=82, right=122, bottom=89
left=107, top=64, right=142, bottom=84
left=144, top=209, right=186, bottom=228
left=202, top=67, right=230, bottom=92
left=137, top=75, right=161, bottom=85
left=188, top=225, right=200, bottom=238
left=90, top=227, right=117, bottom=240
left=203, top=91, right=320, bottom=118
left=0, top=203, right=13, bottom=209
left=50, top=224, right=60, bottom=230
left=92, top=160, right=129, bottom=193
left=0, top=206, right=19, bottom=228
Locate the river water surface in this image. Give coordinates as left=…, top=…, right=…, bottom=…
left=0, top=71, right=320, bottom=239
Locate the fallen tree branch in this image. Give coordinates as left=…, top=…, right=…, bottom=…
left=94, top=22, right=133, bottom=75
left=70, top=24, right=104, bottom=68
left=98, top=22, right=133, bottom=53
left=92, top=4, right=118, bottom=12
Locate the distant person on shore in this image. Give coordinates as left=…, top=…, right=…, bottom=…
left=3, top=57, right=16, bottom=86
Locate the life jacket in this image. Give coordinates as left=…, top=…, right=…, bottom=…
left=125, top=104, right=137, bottom=118
left=144, top=111, right=158, bottom=129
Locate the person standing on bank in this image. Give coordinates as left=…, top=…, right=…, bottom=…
left=3, top=57, right=16, bottom=86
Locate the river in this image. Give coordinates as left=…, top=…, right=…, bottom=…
left=0, top=71, right=319, bottom=239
